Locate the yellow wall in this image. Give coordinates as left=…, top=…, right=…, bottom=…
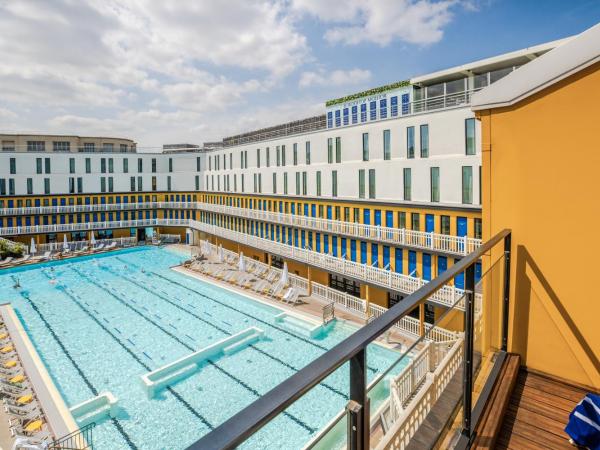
left=478, top=61, right=600, bottom=389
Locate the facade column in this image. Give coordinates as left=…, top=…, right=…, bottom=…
left=365, top=285, right=371, bottom=319
left=419, top=304, right=426, bottom=337
left=267, top=253, right=272, bottom=267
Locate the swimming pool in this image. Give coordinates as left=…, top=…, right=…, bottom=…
left=0, top=247, right=406, bottom=449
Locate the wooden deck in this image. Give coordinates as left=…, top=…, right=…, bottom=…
left=495, top=369, right=587, bottom=450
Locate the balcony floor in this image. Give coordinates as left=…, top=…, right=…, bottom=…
left=496, top=369, right=588, bottom=449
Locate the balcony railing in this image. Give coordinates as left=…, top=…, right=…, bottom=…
left=0, top=202, right=481, bottom=256
left=186, top=229, right=511, bottom=450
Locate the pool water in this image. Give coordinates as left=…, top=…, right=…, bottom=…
left=0, top=247, right=406, bottom=450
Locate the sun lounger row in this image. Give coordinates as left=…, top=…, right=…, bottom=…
left=0, top=322, right=53, bottom=445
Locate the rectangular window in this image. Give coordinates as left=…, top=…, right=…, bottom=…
left=358, top=169, right=365, bottom=199
left=327, top=138, right=333, bottom=164
left=108, top=177, right=114, bottom=192
left=195, top=175, right=200, bottom=190
left=36, top=158, right=42, bottom=174
left=335, top=137, right=341, bottom=163
left=169, top=158, right=173, bottom=172
left=276, top=146, right=280, bottom=166
left=8, top=179, right=14, bottom=195
left=123, top=158, right=128, bottom=173
left=266, top=147, right=270, bottom=167
left=305, top=141, right=310, bottom=165
left=420, top=124, right=429, bottom=158
left=85, top=158, right=91, bottom=173
left=302, top=172, right=307, bottom=195
left=398, top=211, right=406, bottom=229
left=27, top=141, right=45, bottom=152
left=2, top=140, right=15, bottom=152
left=44, top=158, right=51, bottom=174
left=0, top=179, right=5, bottom=196
left=440, top=216, right=451, bottom=234
left=196, top=156, right=201, bottom=171
left=26, top=178, right=33, bottom=195
left=383, top=129, right=391, bottom=160
left=362, top=133, right=369, bottom=161
left=69, top=158, right=75, bottom=174
left=52, top=141, right=70, bottom=152
left=120, top=144, right=127, bottom=153
left=108, top=158, right=114, bottom=173
left=403, top=168, right=411, bottom=200
left=283, top=173, right=288, bottom=194
left=103, top=143, right=114, bottom=152
left=130, top=177, right=135, bottom=191
left=332, top=170, right=338, bottom=197
left=474, top=218, right=482, bottom=239
left=295, top=172, right=300, bottom=194
left=166, top=176, right=171, bottom=191
left=83, top=142, right=95, bottom=152
left=256, top=148, right=261, bottom=168
left=465, top=118, right=476, bottom=155
left=138, top=158, right=143, bottom=172
left=137, top=176, right=143, bottom=191
left=311, top=171, right=319, bottom=197
left=411, top=213, right=420, bottom=231
left=462, top=166, right=473, bottom=204
left=100, top=177, right=106, bottom=192
left=430, top=167, right=440, bottom=202
left=9, top=158, right=16, bottom=174
left=293, top=143, right=298, bottom=165
left=407, top=126, right=415, bottom=158
left=77, top=177, right=83, bottom=193
left=151, top=158, right=156, bottom=173
left=101, top=158, right=106, bottom=173
left=281, top=145, right=286, bottom=166
left=368, top=169, right=376, bottom=199
left=273, top=173, right=277, bottom=194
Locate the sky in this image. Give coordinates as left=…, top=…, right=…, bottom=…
left=0, top=0, right=599, bottom=149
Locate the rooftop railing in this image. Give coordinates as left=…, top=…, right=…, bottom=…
left=187, top=229, right=511, bottom=450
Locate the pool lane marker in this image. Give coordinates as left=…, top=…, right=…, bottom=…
left=102, top=265, right=349, bottom=400
left=18, top=289, right=139, bottom=450
left=74, top=267, right=317, bottom=434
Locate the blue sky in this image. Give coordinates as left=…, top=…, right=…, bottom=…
left=0, top=0, right=598, bottom=148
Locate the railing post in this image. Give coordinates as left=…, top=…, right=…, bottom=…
left=501, top=233, right=511, bottom=351
left=349, top=348, right=369, bottom=450
left=461, top=262, right=476, bottom=443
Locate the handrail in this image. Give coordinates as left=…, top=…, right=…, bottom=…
left=187, top=229, right=510, bottom=450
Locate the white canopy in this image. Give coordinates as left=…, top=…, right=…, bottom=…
left=30, top=238, right=36, bottom=255
left=238, top=252, right=246, bottom=272
left=63, top=234, right=69, bottom=251
left=90, top=233, right=96, bottom=246
left=281, top=262, right=289, bottom=285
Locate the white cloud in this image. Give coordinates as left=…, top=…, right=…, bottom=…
left=0, top=107, right=18, bottom=120
left=293, top=0, right=460, bottom=46
left=299, top=68, right=372, bottom=88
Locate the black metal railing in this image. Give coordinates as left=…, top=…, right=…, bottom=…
left=49, top=423, right=95, bottom=450
left=188, top=229, right=512, bottom=450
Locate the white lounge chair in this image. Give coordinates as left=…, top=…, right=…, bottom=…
left=73, top=246, right=88, bottom=255
left=92, top=244, right=105, bottom=252
left=105, top=242, right=117, bottom=250
left=32, top=252, right=51, bottom=262
left=13, top=255, right=31, bottom=265
left=0, top=257, right=14, bottom=267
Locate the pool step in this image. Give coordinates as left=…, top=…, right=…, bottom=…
left=274, top=312, right=325, bottom=338
left=141, top=327, right=265, bottom=397
left=70, top=392, right=119, bottom=427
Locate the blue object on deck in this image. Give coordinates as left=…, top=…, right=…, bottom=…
left=565, top=393, right=600, bottom=450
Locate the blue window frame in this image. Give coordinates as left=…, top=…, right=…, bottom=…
left=332, top=236, right=338, bottom=257
left=454, top=258, right=464, bottom=289
left=369, top=101, right=377, bottom=120
left=308, top=232, right=313, bottom=250
left=343, top=108, right=349, bottom=126
left=316, top=233, right=321, bottom=252
left=383, top=246, right=390, bottom=269
left=327, top=111, right=333, bottom=128
left=351, top=240, right=357, bottom=262
left=360, top=103, right=367, bottom=122
left=409, top=251, right=417, bottom=276
left=301, top=230, right=306, bottom=248
left=363, top=209, right=370, bottom=225
left=401, top=93, right=410, bottom=115
left=351, top=106, right=358, bottom=123
left=341, top=238, right=347, bottom=258
left=391, top=96, right=398, bottom=116
left=423, top=253, right=432, bottom=281
left=395, top=248, right=403, bottom=273
left=380, top=99, right=387, bottom=119
left=335, top=109, right=341, bottom=127
left=386, top=211, right=393, bottom=227
left=374, top=209, right=381, bottom=226
left=324, top=235, right=329, bottom=254
left=438, top=256, right=447, bottom=275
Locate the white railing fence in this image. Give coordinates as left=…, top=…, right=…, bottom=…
left=34, top=237, right=138, bottom=255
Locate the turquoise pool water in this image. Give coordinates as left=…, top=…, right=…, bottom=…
left=0, top=247, right=406, bottom=450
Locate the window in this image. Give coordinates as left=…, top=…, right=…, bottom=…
left=441, top=216, right=451, bottom=234
left=44, top=158, right=51, bottom=174
left=420, top=124, right=429, bottom=158
left=332, top=171, right=338, bottom=197
left=85, top=158, right=91, bottom=173
left=305, top=141, right=311, bottom=165
left=103, top=143, right=114, bottom=152
left=358, top=169, right=365, bottom=199
left=398, top=211, right=406, bottom=229
left=26, top=178, right=33, bottom=195
left=281, top=145, right=286, bottom=166
left=403, top=168, right=411, bottom=200
left=368, top=169, right=376, bottom=199
left=9, top=158, right=16, bottom=174
left=266, top=147, right=270, bottom=167
left=196, top=157, right=201, bottom=171
left=276, top=146, right=280, bottom=166
left=272, top=173, right=277, bottom=194
left=69, top=158, right=75, bottom=174
left=100, top=177, right=106, bottom=192
left=293, top=143, right=298, bottom=165
left=83, top=143, right=95, bottom=152
left=8, top=179, right=14, bottom=195
left=256, top=148, right=261, bottom=168
left=166, top=176, right=171, bottom=191
left=302, top=172, right=307, bottom=195
left=120, top=144, right=128, bottom=153
left=138, top=158, right=143, bottom=172
left=195, top=175, right=200, bottom=190
left=383, top=130, right=391, bottom=160
left=151, top=158, right=157, bottom=173
left=137, top=176, right=143, bottom=191
left=283, top=173, right=288, bottom=194
left=430, top=167, right=440, bottom=202
left=295, top=172, right=300, bottom=194
left=465, top=118, right=476, bottom=155
left=2, top=140, right=15, bottom=152
left=130, top=177, right=136, bottom=191
left=462, top=166, right=473, bottom=204
left=407, top=126, right=415, bottom=158
left=0, top=179, right=5, bottom=196
left=411, top=213, right=420, bottom=231
left=69, top=177, right=75, bottom=194
left=53, top=141, right=70, bottom=152
left=27, top=141, right=45, bottom=152
left=362, top=133, right=369, bottom=161
left=327, top=138, right=333, bottom=164
left=474, top=218, right=482, bottom=239
left=123, top=158, right=128, bottom=173
left=108, top=158, right=113, bottom=173
left=77, top=177, right=83, bottom=193
left=101, top=158, right=106, bottom=173
left=315, top=171, right=321, bottom=196
left=108, top=177, right=114, bottom=192
left=36, top=158, right=42, bottom=174
left=335, top=137, right=341, bottom=163
left=169, top=158, right=173, bottom=172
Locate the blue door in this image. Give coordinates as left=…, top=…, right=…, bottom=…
left=341, top=238, right=347, bottom=258
left=409, top=251, right=417, bottom=276
left=60, top=198, right=66, bottom=206
left=457, top=217, right=468, bottom=237
left=332, top=236, right=338, bottom=257
left=294, top=229, right=299, bottom=246
left=308, top=232, right=313, bottom=250
left=371, top=243, right=378, bottom=266
left=279, top=202, right=283, bottom=213
left=324, top=235, right=329, bottom=254
left=426, top=214, right=434, bottom=232
left=101, top=197, right=106, bottom=204
left=7, top=200, right=13, bottom=208
left=374, top=210, right=381, bottom=226
left=123, top=197, right=127, bottom=204
left=363, top=209, right=370, bottom=225
left=276, top=226, right=280, bottom=241
left=423, top=253, right=432, bottom=281
left=438, top=256, right=448, bottom=275
left=360, top=242, right=367, bottom=264
left=311, top=204, right=316, bottom=217
left=35, top=199, right=40, bottom=207
left=60, top=215, right=65, bottom=224
left=304, top=204, right=309, bottom=216
left=383, top=246, right=390, bottom=269
left=386, top=211, right=393, bottom=227
left=301, top=230, right=306, bottom=248
left=351, top=240, right=357, bottom=262
left=291, top=203, right=296, bottom=215
left=52, top=199, right=57, bottom=206
left=395, top=248, right=403, bottom=273
left=327, top=206, right=332, bottom=220
left=25, top=217, right=31, bottom=226
left=316, top=233, right=321, bottom=252
left=454, top=258, right=464, bottom=289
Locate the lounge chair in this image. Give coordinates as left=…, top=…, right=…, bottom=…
left=10, top=418, right=46, bottom=438
left=105, top=242, right=117, bottom=250
left=73, top=246, right=89, bottom=255
left=277, top=287, right=294, bottom=302
left=8, top=409, right=41, bottom=427
left=0, top=257, right=14, bottom=267
left=31, top=252, right=51, bottom=262
left=286, top=290, right=302, bottom=306
left=13, top=255, right=31, bottom=265
left=5, top=402, right=39, bottom=417
left=3, top=394, right=34, bottom=408
left=12, top=429, right=52, bottom=444
left=91, top=244, right=105, bottom=252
